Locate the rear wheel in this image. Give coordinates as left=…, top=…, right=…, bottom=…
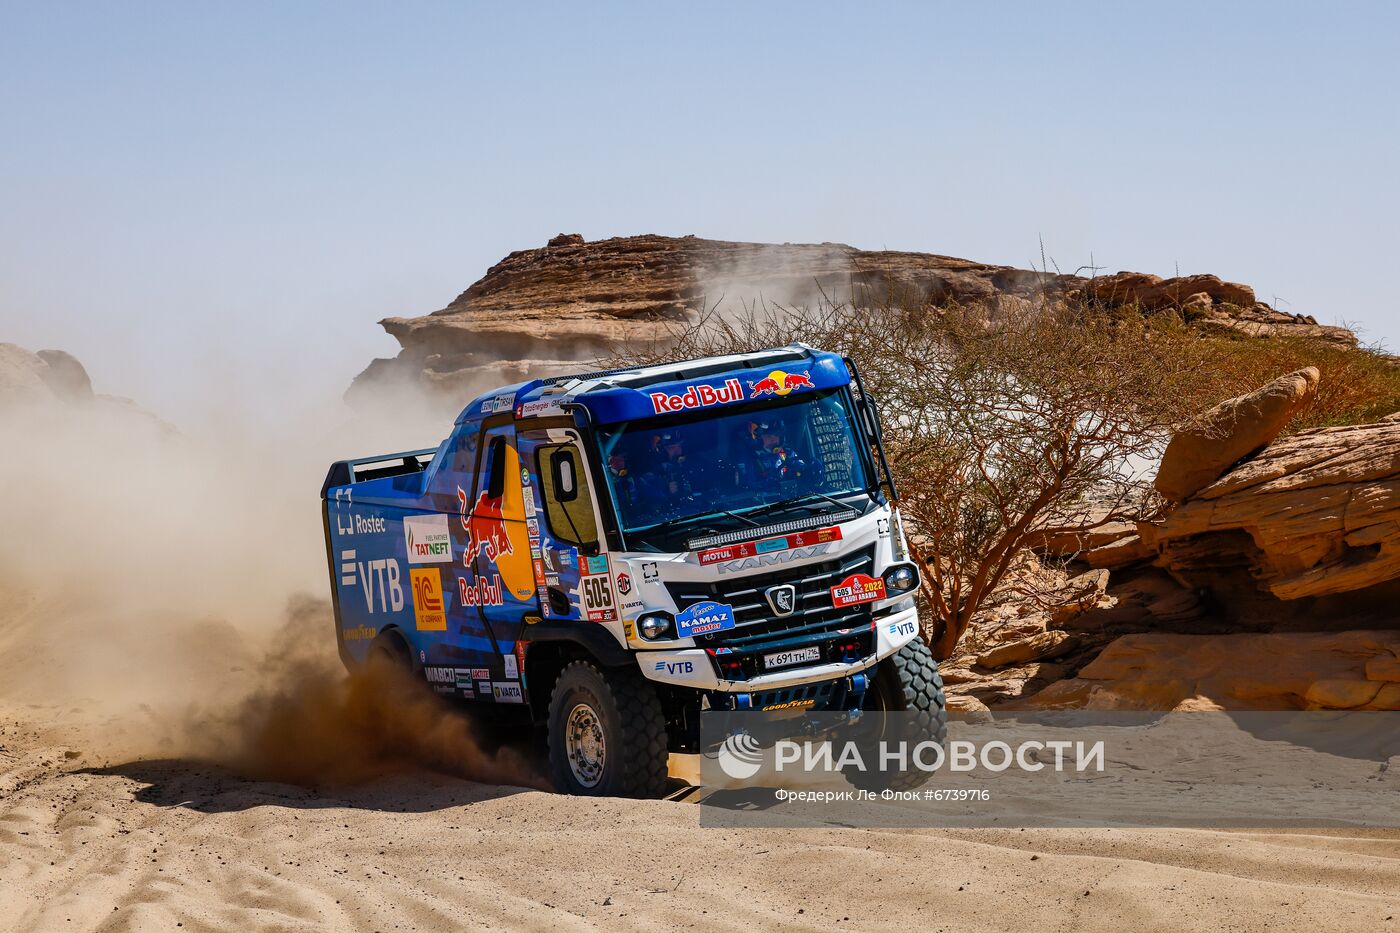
left=843, top=638, right=947, bottom=791
left=367, top=630, right=412, bottom=672
left=547, top=661, right=668, bottom=798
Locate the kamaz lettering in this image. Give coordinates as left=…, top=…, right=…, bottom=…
left=715, top=543, right=832, bottom=574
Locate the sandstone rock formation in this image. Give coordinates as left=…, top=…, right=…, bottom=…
left=348, top=234, right=1354, bottom=411
left=1, top=343, right=96, bottom=406
left=1153, top=418, right=1400, bottom=601
left=0, top=343, right=167, bottom=431
left=1154, top=367, right=1320, bottom=503
left=1022, top=630, right=1400, bottom=710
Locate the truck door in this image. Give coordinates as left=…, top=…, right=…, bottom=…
left=461, top=424, right=538, bottom=691
left=518, top=429, right=614, bottom=625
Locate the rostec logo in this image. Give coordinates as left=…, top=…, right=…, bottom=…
left=341, top=549, right=404, bottom=613
left=410, top=568, right=447, bottom=631
left=458, top=486, right=514, bottom=563
left=748, top=369, right=814, bottom=398
left=654, top=660, right=695, bottom=676
left=649, top=378, right=744, bottom=414
left=404, top=514, right=452, bottom=564
left=716, top=543, right=832, bottom=575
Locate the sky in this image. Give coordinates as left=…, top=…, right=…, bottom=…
left=2, top=1, right=1397, bottom=425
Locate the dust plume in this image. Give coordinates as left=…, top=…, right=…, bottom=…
left=0, top=371, right=543, bottom=789
left=178, top=596, right=548, bottom=789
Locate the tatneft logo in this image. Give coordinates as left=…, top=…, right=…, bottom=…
left=404, top=514, right=452, bottom=564
left=716, top=543, right=831, bottom=574
left=649, top=378, right=744, bottom=414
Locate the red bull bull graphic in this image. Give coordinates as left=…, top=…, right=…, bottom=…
left=649, top=378, right=744, bottom=414
left=459, top=486, right=514, bottom=563
left=748, top=369, right=814, bottom=398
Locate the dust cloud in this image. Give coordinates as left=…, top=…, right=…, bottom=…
left=0, top=383, right=545, bottom=789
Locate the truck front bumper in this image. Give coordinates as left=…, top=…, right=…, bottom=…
left=637, top=602, right=922, bottom=692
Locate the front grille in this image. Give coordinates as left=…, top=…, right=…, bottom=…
left=667, top=546, right=877, bottom=679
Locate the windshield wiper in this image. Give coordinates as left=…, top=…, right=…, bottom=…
left=743, top=491, right=863, bottom=523
left=628, top=506, right=758, bottom=539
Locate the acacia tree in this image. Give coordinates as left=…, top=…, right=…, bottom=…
left=613, top=297, right=1219, bottom=659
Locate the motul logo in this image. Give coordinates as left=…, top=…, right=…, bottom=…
left=715, top=543, right=832, bottom=574
left=649, top=378, right=744, bottom=414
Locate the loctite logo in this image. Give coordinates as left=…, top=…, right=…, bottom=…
left=649, top=378, right=744, bottom=414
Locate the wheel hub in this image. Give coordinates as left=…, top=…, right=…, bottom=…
left=565, top=702, right=606, bottom=788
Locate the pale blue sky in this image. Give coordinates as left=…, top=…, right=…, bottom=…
left=3, top=1, right=1397, bottom=423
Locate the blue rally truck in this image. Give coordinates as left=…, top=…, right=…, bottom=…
left=322, top=344, right=945, bottom=797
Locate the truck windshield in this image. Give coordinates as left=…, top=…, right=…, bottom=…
left=594, top=387, right=875, bottom=550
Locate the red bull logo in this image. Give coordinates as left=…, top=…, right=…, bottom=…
left=458, top=486, right=514, bottom=563
left=649, top=378, right=744, bottom=414
left=748, top=369, right=814, bottom=398
left=458, top=572, right=505, bottom=607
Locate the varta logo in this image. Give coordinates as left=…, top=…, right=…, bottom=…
left=716, top=544, right=832, bottom=574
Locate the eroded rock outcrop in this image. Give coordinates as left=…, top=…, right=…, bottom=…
left=1023, top=630, right=1400, bottom=710
left=1153, top=418, right=1400, bottom=600
left=1, top=343, right=95, bottom=406
left=1154, top=367, right=1320, bottom=503
left=348, top=234, right=1353, bottom=411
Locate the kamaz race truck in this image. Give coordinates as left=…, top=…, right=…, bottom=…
left=321, top=344, right=945, bottom=797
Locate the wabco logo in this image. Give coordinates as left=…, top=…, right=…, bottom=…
left=716, top=543, right=831, bottom=574
left=655, top=660, right=695, bottom=676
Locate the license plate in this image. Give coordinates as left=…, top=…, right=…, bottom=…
left=762, top=645, right=821, bottom=670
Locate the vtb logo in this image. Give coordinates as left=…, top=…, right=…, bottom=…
left=410, top=568, right=447, bottom=631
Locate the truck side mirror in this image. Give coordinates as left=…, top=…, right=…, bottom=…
left=551, top=448, right=580, bottom=503
left=859, top=397, right=882, bottom=440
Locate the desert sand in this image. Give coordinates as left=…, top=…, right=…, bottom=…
left=2, top=392, right=1399, bottom=932
left=5, top=674, right=1400, bottom=931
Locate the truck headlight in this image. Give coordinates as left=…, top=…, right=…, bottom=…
left=883, top=563, right=919, bottom=595
left=638, top=613, right=673, bottom=640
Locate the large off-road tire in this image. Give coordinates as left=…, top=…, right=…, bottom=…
left=547, top=661, right=668, bottom=798
left=843, top=638, right=947, bottom=792
left=367, top=629, right=413, bottom=671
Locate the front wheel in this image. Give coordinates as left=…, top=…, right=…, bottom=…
left=547, top=660, right=669, bottom=798
left=843, top=638, right=947, bottom=792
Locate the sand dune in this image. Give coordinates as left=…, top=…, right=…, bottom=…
left=3, top=697, right=1400, bottom=932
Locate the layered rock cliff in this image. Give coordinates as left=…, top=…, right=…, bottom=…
left=947, top=368, right=1400, bottom=712
left=347, top=233, right=1354, bottom=411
